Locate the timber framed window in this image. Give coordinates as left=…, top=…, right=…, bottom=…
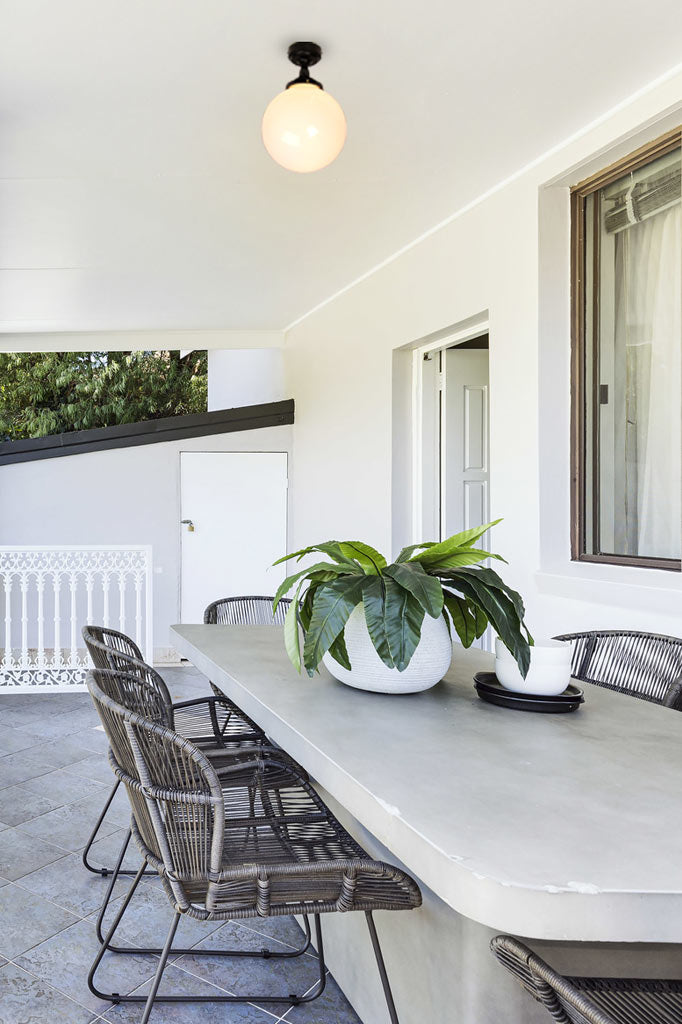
left=571, top=127, right=682, bottom=571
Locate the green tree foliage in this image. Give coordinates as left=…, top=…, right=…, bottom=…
left=0, top=351, right=208, bottom=440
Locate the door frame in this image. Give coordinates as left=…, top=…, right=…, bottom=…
left=411, top=319, right=490, bottom=542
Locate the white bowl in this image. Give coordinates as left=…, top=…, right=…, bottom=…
left=494, top=638, right=573, bottom=696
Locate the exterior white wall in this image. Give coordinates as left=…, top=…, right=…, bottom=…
left=284, top=71, right=682, bottom=641
left=208, top=349, right=286, bottom=410
left=0, top=424, right=292, bottom=661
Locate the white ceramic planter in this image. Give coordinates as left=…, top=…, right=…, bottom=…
left=322, top=604, right=453, bottom=694
left=494, top=637, right=573, bottom=696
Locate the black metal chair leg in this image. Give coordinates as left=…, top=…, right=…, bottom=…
left=95, top=826, right=133, bottom=944
left=89, top=859, right=147, bottom=1001
left=96, top=841, right=313, bottom=960
left=81, top=779, right=121, bottom=876
left=83, top=780, right=155, bottom=879
left=304, top=913, right=328, bottom=1002
left=90, top=873, right=324, bottom=1009
left=140, top=911, right=180, bottom=1024
left=366, top=911, right=400, bottom=1024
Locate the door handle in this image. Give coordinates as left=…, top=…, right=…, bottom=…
left=181, top=519, right=195, bottom=532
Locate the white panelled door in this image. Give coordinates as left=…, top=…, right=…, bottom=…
left=443, top=348, right=490, bottom=537
left=180, top=452, right=288, bottom=624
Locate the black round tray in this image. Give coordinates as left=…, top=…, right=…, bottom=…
left=473, top=672, right=584, bottom=713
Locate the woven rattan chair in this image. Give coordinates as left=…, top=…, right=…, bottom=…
left=554, top=630, right=682, bottom=709
left=491, top=934, right=682, bottom=1023
left=87, top=671, right=421, bottom=1023
left=202, top=594, right=295, bottom=748
left=203, top=595, right=291, bottom=625
left=89, top=667, right=315, bottom=960
left=81, top=624, right=304, bottom=876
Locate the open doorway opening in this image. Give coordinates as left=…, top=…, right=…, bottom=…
left=414, top=330, right=490, bottom=543
left=412, top=326, right=491, bottom=647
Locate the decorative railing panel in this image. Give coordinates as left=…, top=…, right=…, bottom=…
left=0, top=546, right=153, bottom=692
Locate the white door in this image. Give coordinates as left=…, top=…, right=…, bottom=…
left=443, top=348, right=490, bottom=538
left=180, top=452, right=288, bottom=623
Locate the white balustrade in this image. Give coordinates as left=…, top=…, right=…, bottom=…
left=0, top=546, right=153, bottom=692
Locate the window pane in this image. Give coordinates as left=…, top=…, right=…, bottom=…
left=583, top=147, right=682, bottom=561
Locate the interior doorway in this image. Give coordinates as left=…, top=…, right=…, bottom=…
left=412, top=326, right=491, bottom=647
left=414, top=331, right=490, bottom=543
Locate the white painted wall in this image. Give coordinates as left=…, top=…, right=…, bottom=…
left=208, top=349, right=286, bottom=410
left=0, top=424, right=292, bottom=661
left=284, top=71, right=682, bottom=641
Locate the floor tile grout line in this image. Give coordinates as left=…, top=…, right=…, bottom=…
left=11, top=875, right=96, bottom=923
left=0, top=760, right=109, bottom=794
left=3, top=830, right=96, bottom=867
left=11, top=797, right=122, bottom=847
left=7, top=814, right=125, bottom=865
left=277, top=970, right=333, bottom=1022
left=1, top=953, right=115, bottom=1018
left=166, top=933, right=323, bottom=1019
left=120, top=953, right=282, bottom=1022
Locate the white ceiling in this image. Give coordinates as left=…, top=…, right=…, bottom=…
left=2, top=0, right=682, bottom=333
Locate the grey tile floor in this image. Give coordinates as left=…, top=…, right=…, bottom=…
left=0, top=666, right=363, bottom=1024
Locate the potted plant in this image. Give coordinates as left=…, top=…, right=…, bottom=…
left=273, top=520, right=533, bottom=694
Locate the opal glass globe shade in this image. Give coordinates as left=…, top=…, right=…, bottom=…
left=262, top=82, right=347, bottom=173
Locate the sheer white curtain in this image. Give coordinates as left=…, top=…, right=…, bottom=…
left=617, top=203, right=681, bottom=559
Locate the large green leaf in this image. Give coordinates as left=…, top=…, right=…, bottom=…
left=302, top=576, right=365, bottom=676
left=327, top=629, right=352, bottom=670
left=283, top=589, right=303, bottom=673
left=336, top=541, right=387, bottom=574
left=273, top=542, right=362, bottom=570
left=424, top=547, right=504, bottom=570
left=383, top=562, right=444, bottom=618
left=442, top=591, right=478, bottom=648
left=449, top=565, right=526, bottom=625
left=395, top=541, right=438, bottom=563
left=382, top=579, right=426, bottom=672
left=448, top=574, right=530, bottom=677
left=407, top=519, right=502, bottom=565
left=273, top=561, right=352, bottom=613
left=362, top=576, right=395, bottom=669
left=472, top=602, right=489, bottom=639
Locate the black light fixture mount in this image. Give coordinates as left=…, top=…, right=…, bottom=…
left=286, top=41, right=324, bottom=89
left=262, top=40, right=346, bottom=172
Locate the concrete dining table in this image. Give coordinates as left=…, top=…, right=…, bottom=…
left=171, top=622, right=682, bottom=1024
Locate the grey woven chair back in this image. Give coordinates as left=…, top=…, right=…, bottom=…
left=83, top=625, right=144, bottom=669
left=554, top=630, right=682, bottom=708
left=120, top=708, right=225, bottom=909
left=203, top=596, right=291, bottom=626
left=89, top=666, right=172, bottom=730
left=491, top=935, right=614, bottom=1024
left=86, top=670, right=170, bottom=871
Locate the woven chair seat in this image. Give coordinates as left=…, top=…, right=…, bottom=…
left=119, top=749, right=420, bottom=921
left=565, top=977, right=682, bottom=1024
left=492, top=935, right=682, bottom=1024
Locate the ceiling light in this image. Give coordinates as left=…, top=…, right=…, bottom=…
left=262, top=42, right=346, bottom=173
